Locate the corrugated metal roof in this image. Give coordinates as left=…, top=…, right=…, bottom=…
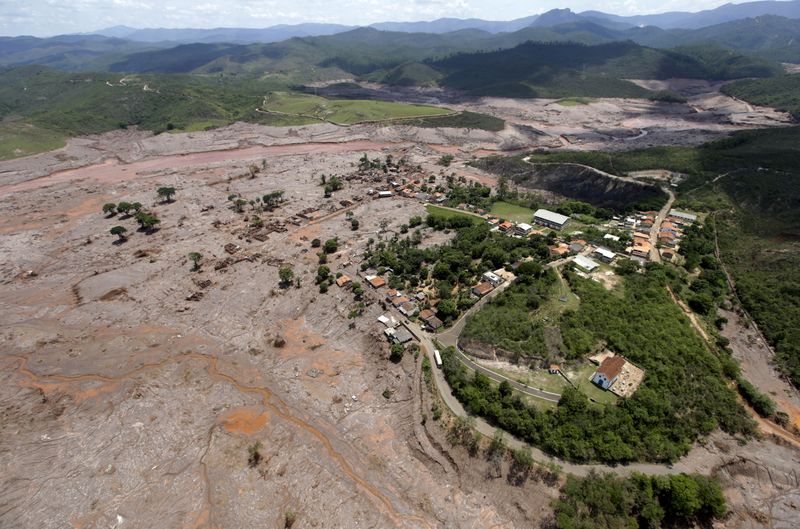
left=534, top=209, right=569, bottom=225
left=574, top=255, right=599, bottom=271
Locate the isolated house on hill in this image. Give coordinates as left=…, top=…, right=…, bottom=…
left=591, top=356, right=626, bottom=389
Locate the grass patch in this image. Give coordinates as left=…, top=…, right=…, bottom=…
left=398, top=110, right=505, bottom=131
left=556, top=97, right=594, bottom=106
left=261, top=91, right=454, bottom=125
left=424, top=204, right=482, bottom=222
left=489, top=201, right=535, bottom=223
left=0, top=121, right=66, bottom=160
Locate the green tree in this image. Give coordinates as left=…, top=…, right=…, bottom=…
left=156, top=186, right=176, bottom=203
left=102, top=203, right=117, bottom=216
left=323, top=239, right=338, bottom=254
left=188, top=252, right=203, bottom=271
left=116, top=202, right=132, bottom=216
left=389, top=343, right=405, bottom=363
left=110, top=225, right=127, bottom=242
left=351, top=218, right=359, bottom=231
left=135, top=211, right=160, bottom=233
left=436, top=299, right=458, bottom=320
left=130, top=202, right=143, bottom=213
left=311, top=238, right=321, bottom=248
left=279, top=265, right=294, bottom=287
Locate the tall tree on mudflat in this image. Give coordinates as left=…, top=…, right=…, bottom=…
left=156, top=186, right=176, bottom=203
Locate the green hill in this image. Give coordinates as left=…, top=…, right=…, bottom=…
left=428, top=41, right=773, bottom=98
left=721, top=74, right=800, bottom=119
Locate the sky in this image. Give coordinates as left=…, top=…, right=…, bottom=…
left=0, top=0, right=741, bottom=37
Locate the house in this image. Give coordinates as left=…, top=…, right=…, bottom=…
left=591, top=356, right=626, bottom=389
left=493, top=268, right=516, bottom=283
left=471, top=282, right=494, bottom=297
left=568, top=242, right=584, bottom=254
left=593, top=247, right=616, bottom=263
left=658, top=232, right=676, bottom=247
left=418, top=309, right=435, bottom=322
left=661, top=248, right=675, bottom=261
left=386, top=326, right=414, bottom=344
left=669, top=209, right=697, bottom=223
left=377, top=314, right=399, bottom=328
left=392, top=296, right=410, bottom=307
left=548, top=364, right=561, bottom=375
left=385, top=289, right=399, bottom=300
left=498, top=221, right=514, bottom=232
left=335, top=275, right=352, bottom=287
left=366, top=275, right=386, bottom=289
left=482, top=271, right=504, bottom=287
left=425, top=316, right=443, bottom=331
left=603, top=233, right=620, bottom=242
left=533, top=209, right=569, bottom=230
left=486, top=217, right=499, bottom=226
left=631, top=235, right=652, bottom=259
left=549, top=243, right=570, bottom=257
left=515, top=223, right=533, bottom=236
left=399, top=302, right=418, bottom=316
left=415, top=291, right=426, bottom=302
left=574, top=255, right=599, bottom=272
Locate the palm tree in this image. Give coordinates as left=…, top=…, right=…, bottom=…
left=110, top=225, right=127, bottom=242
left=188, top=252, right=202, bottom=271
left=156, top=186, right=176, bottom=203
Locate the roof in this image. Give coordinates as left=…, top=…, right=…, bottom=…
left=550, top=244, right=570, bottom=256
left=472, top=282, right=494, bottom=296
left=418, top=309, right=435, bottom=321
left=534, top=209, right=569, bottom=226
left=366, top=275, right=386, bottom=288
left=336, top=275, right=351, bottom=287
left=392, top=296, right=410, bottom=307
left=393, top=327, right=414, bottom=343
left=596, top=355, right=626, bottom=380
left=399, top=302, right=417, bottom=314
left=498, top=221, right=513, bottom=230
left=386, top=289, right=399, bottom=298
left=516, top=223, right=533, bottom=231
left=426, top=316, right=443, bottom=329
left=594, top=247, right=616, bottom=259
left=574, top=255, right=599, bottom=271
left=669, top=209, right=697, bottom=222
left=483, top=271, right=502, bottom=281
left=603, top=233, right=620, bottom=242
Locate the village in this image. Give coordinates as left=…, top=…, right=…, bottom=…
left=314, top=153, right=703, bottom=405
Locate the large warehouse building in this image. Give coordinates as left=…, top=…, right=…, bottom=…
left=533, top=209, right=569, bottom=230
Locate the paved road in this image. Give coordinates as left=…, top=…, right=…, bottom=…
left=435, top=255, right=574, bottom=403
left=410, top=318, right=694, bottom=477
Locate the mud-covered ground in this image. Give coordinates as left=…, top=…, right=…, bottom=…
left=0, top=90, right=798, bottom=528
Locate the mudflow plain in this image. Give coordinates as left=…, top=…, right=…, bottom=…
left=1, top=83, right=798, bottom=529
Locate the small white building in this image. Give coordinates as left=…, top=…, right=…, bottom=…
left=593, top=247, right=616, bottom=263
left=591, top=356, right=626, bottom=389
left=574, top=255, right=599, bottom=272
left=603, top=233, right=620, bottom=242
left=377, top=191, right=393, bottom=198
left=515, top=223, right=533, bottom=236
left=482, top=271, right=504, bottom=287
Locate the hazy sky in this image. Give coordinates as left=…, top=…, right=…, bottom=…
left=1, top=0, right=739, bottom=37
